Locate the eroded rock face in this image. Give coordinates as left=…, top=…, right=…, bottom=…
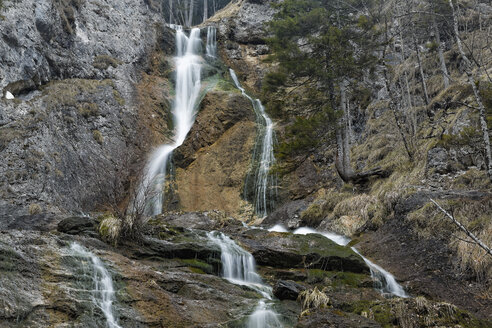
left=0, top=0, right=170, bottom=221
left=0, top=229, right=260, bottom=327
left=214, top=0, right=277, bottom=91
left=174, top=89, right=257, bottom=216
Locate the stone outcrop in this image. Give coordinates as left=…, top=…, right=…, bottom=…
left=174, top=89, right=257, bottom=216
left=237, top=229, right=369, bottom=273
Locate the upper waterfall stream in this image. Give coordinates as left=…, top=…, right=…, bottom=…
left=137, top=27, right=203, bottom=216
left=206, top=26, right=217, bottom=58
left=229, top=69, right=277, bottom=218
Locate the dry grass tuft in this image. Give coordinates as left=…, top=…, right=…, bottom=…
left=298, top=287, right=331, bottom=312
left=407, top=198, right=492, bottom=290
left=98, top=214, right=122, bottom=245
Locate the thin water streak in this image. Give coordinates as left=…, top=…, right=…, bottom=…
left=229, top=69, right=277, bottom=218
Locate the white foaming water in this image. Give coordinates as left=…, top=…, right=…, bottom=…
left=247, top=301, right=282, bottom=328
left=70, top=243, right=121, bottom=328
left=293, top=227, right=351, bottom=247
left=268, top=224, right=288, bottom=233
left=207, top=232, right=282, bottom=327
left=230, top=69, right=277, bottom=218
left=206, top=26, right=217, bottom=58
left=292, top=227, right=408, bottom=297
left=351, top=248, right=409, bottom=298
left=137, top=27, right=203, bottom=216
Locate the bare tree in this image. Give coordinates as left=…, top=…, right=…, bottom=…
left=430, top=0, right=450, bottom=89
left=448, top=0, right=492, bottom=182
left=203, top=0, right=208, bottom=22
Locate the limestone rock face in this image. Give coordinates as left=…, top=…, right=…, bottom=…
left=214, top=0, right=277, bottom=91
left=174, top=90, right=257, bottom=216
left=0, top=0, right=171, bottom=221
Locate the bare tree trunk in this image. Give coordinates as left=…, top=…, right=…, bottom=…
left=449, top=0, right=492, bottom=182
left=340, top=81, right=352, bottom=171
left=203, top=0, right=208, bottom=22
left=432, top=13, right=450, bottom=89
left=188, top=0, right=194, bottom=27
left=169, top=0, right=173, bottom=24
left=335, top=81, right=384, bottom=184
left=413, top=31, right=430, bottom=105
left=383, top=13, right=414, bottom=161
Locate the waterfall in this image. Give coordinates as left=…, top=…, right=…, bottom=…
left=207, top=232, right=283, bottom=327
left=247, top=301, right=282, bottom=328
left=292, top=227, right=408, bottom=298
left=70, top=243, right=121, bottom=328
left=351, top=248, right=408, bottom=298
left=206, top=26, right=217, bottom=58
left=137, top=27, right=203, bottom=216
left=267, top=224, right=288, bottom=233
left=229, top=69, right=277, bottom=218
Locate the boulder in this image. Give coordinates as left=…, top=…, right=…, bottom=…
left=261, top=199, right=308, bottom=229
left=57, top=216, right=95, bottom=235
left=237, top=229, right=369, bottom=273
left=426, top=147, right=450, bottom=173
left=273, top=280, right=306, bottom=300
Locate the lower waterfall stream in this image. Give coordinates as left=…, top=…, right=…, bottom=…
left=291, top=227, right=409, bottom=298
left=69, top=243, right=121, bottom=328
left=207, top=232, right=283, bottom=327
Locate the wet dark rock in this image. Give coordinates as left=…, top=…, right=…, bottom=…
left=273, top=280, right=306, bottom=300
left=262, top=199, right=308, bottom=229
left=57, top=216, right=95, bottom=235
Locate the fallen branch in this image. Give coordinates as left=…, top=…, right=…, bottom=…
left=430, top=198, right=492, bottom=258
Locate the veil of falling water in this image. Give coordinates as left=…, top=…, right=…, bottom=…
left=229, top=69, right=277, bottom=218
left=69, top=243, right=122, bottom=328
left=207, top=232, right=282, bottom=327
left=206, top=26, right=217, bottom=58
left=137, top=26, right=203, bottom=216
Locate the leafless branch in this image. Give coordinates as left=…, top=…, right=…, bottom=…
left=430, top=198, right=492, bottom=258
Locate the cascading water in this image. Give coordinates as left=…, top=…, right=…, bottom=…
left=206, top=26, right=217, bottom=58
left=137, top=27, right=203, bottom=216
left=351, top=248, right=408, bottom=298
left=230, top=69, right=277, bottom=218
left=70, top=243, right=121, bottom=328
left=207, top=232, right=282, bottom=327
left=291, top=227, right=408, bottom=298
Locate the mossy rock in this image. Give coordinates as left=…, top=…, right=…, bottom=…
left=239, top=229, right=369, bottom=273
